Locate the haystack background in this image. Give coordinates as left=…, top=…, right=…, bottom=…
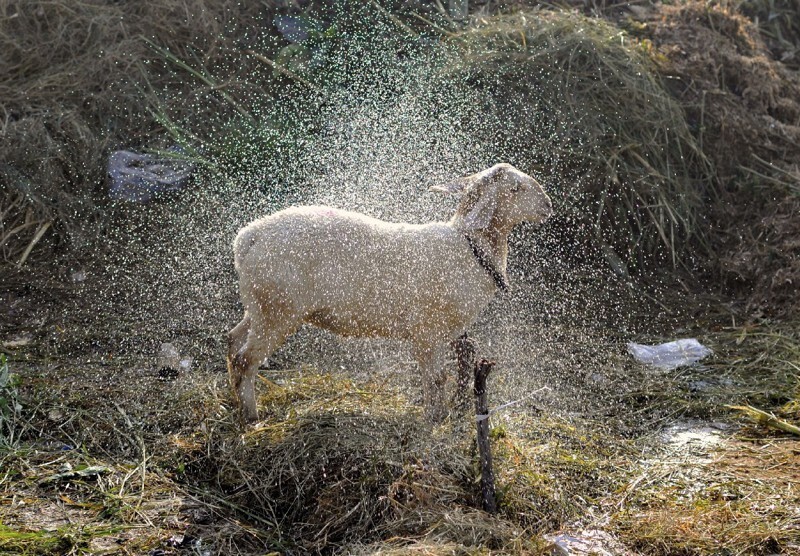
left=2, top=1, right=800, bottom=555
left=2, top=0, right=798, bottom=315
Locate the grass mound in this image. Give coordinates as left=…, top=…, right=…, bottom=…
left=3, top=0, right=798, bottom=317
left=444, top=10, right=713, bottom=270
left=178, top=371, right=627, bottom=553
left=3, top=273, right=798, bottom=554
left=186, top=373, right=521, bottom=553
left=741, top=0, right=800, bottom=70
left=626, top=1, right=800, bottom=315
left=0, top=1, right=270, bottom=264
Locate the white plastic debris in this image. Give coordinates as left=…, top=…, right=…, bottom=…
left=545, top=529, right=633, bottom=556
left=627, top=338, right=712, bottom=370
left=108, top=148, right=194, bottom=203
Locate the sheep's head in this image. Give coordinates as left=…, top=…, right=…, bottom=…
left=432, top=163, right=553, bottom=234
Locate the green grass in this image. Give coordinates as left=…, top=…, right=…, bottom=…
left=0, top=523, right=123, bottom=556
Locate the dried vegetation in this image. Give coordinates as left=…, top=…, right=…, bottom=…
left=608, top=322, right=800, bottom=554
left=612, top=434, right=800, bottom=555
left=447, top=10, right=713, bottom=269
left=623, top=0, right=800, bottom=316
left=1, top=0, right=798, bottom=316
left=2, top=0, right=800, bottom=554
left=0, top=356, right=625, bottom=554
left=0, top=1, right=270, bottom=264
left=2, top=306, right=799, bottom=554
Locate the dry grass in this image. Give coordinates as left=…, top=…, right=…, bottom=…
left=624, top=0, right=800, bottom=316
left=0, top=450, right=190, bottom=555
left=612, top=436, right=800, bottom=555
left=442, top=10, right=714, bottom=270
left=1, top=350, right=628, bottom=554
left=184, top=371, right=554, bottom=553
left=0, top=359, right=273, bottom=555
left=739, top=0, right=800, bottom=69
left=0, top=0, right=272, bottom=264
left=2, top=302, right=799, bottom=554
left=610, top=320, right=800, bottom=555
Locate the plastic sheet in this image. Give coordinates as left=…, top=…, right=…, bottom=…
left=108, top=149, right=193, bottom=202
left=627, top=338, right=712, bottom=370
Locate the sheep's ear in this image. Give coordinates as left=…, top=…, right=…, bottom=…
left=462, top=192, right=497, bottom=230
left=432, top=165, right=505, bottom=195
left=429, top=177, right=473, bottom=195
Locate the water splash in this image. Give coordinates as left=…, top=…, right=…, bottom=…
left=78, top=7, right=685, bottom=424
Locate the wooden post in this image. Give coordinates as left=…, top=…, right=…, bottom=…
left=452, top=333, right=476, bottom=415
left=474, top=358, right=497, bottom=514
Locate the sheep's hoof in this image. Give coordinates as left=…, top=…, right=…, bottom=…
left=242, top=410, right=259, bottom=424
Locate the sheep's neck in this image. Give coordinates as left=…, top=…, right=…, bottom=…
left=472, top=228, right=508, bottom=269
left=463, top=228, right=509, bottom=290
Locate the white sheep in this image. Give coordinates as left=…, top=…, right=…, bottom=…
left=227, top=163, right=553, bottom=422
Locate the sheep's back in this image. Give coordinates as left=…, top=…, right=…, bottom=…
left=234, top=205, right=496, bottom=339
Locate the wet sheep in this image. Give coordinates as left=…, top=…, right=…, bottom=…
left=227, top=163, right=553, bottom=422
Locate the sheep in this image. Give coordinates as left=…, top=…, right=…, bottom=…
left=227, top=163, right=553, bottom=422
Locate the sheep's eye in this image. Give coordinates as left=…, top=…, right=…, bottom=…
left=510, top=184, right=523, bottom=193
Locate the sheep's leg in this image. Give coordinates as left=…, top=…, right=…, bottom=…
left=227, top=313, right=255, bottom=419
left=229, top=280, right=300, bottom=421
left=227, top=313, right=250, bottom=376
left=230, top=312, right=295, bottom=422
left=413, top=342, right=449, bottom=422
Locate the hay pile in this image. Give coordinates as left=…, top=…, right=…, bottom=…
left=626, top=1, right=800, bottom=315
left=0, top=0, right=270, bottom=263
left=444, top=10, right=714, bottom=270
left=3, top=0, right=799, bottom=318
left=7, top=352, right=625, bottom=554
left=187, top=373, right=525, bottom=553
left=457, top=2, right=799, bottom=313
left=631, top=2, right=800, bottom=184
left=178, top=372, right=623, bottom=553
left=741, top=0, right=800, bottom=70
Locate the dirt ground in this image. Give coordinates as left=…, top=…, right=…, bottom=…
left=1, top=253, right=798, bottom=555
left=2, top=1, right=799, bottom=554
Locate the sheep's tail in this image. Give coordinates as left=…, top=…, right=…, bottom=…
left=232, top=225, right=258, bottom=272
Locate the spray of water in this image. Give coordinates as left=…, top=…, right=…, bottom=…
left=83, top=7, right=683, bottom=424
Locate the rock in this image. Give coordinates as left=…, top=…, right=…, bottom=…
left=70, top=270, right=87, bottom=283
left=3, top=332, right=33, bottom=349
left=47, top=408, right=65, bottom=422
left=157, top=342, right=181, bottom=376
left=41, top=465, right=111, bottom=485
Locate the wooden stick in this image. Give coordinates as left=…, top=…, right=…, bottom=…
left=452, top=333, right=476, bottom=415
left=474, top=358, right=497, bottom=514
left=727, top=404, right=800, bottom=436
left=16, top=220, right=51, bottom=268
left=245, top=50, right=321, bottom=92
